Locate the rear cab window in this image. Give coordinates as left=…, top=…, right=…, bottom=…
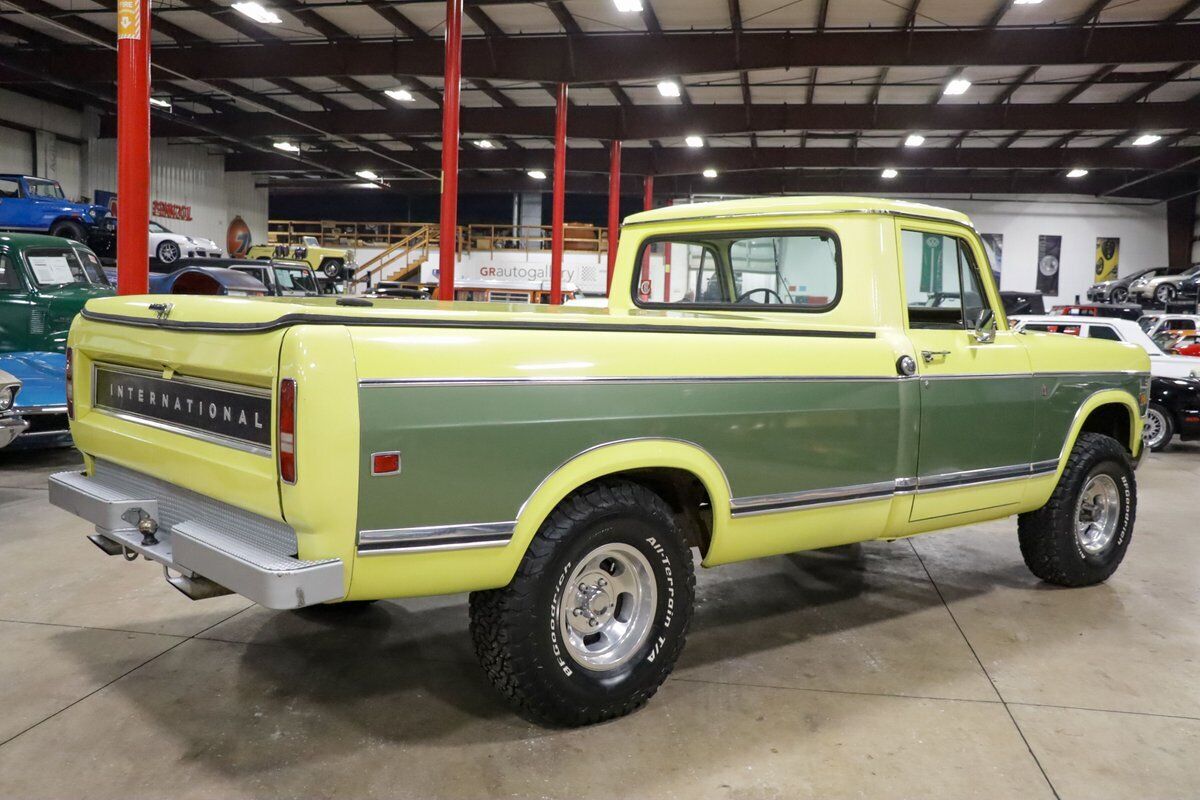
left=633, top=230, right=841, bottom=311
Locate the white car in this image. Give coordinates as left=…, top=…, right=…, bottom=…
left=1012, top=314, right=1199, bottom=379
left=149, top=221, right=222, bottom=264
left=1142, top=313, right=1200, bottom=340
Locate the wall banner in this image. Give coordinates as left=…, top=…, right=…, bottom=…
left=1036, top=234, right=1062, bottom=295
left=1095, top=237, right=1120, bottom=283
left=919, top=233, right=944, bottom=293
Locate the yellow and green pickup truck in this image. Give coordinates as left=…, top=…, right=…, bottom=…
left=245, top=236, right=355, bottom=280
left=50, top=196, right=1148, bottom=726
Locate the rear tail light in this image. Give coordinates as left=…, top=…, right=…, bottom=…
left=65, top=347, right=74, bottom=420
left=278, top=378, right=296, bottom=484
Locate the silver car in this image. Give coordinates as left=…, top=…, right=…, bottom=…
left=0, top=369, right=28, bottom=449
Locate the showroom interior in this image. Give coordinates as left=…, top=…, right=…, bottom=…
left=1, top=0, right=1200, bottom=796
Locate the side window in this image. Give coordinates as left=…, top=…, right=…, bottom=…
left=1088, top=325, right=1122, bottom=342
left=1024, top=323, right=1081, bottom=336
left=0, top=179, right=18, bottom=198
left=0, top=255, right=20, bottom=291
left=638, top=231, right=840, bottom=311
left=901, top=230, right=988, bottom=330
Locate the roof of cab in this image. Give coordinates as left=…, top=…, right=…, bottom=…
left=623, top=195, right=973, bottom=227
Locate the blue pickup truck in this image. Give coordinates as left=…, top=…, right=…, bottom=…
left=0, top=175, right=115, bottom=252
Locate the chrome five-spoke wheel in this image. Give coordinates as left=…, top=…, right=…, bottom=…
left=559, top=542, right=656, bottom=672
left=1075, top=474, right=1121, bottom=555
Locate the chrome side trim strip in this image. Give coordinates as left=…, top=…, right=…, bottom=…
left=915, top=462, right=1034, bottom=491
left=1030, top=458, right=1060, bottom=475
left=359, top=371, right=1142, bottom=389
left=357, top=521, right=516, bottom=556
left=730, top=480, right=896, bottom=517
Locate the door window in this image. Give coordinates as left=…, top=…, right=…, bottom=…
left=901, top=230, right=988, bottom=330
left=637, top=231, right=840, bottom=310
left=0, top=179, right=18, bottom=198
left=1087, top=325, right=1122, bottom=342
left=0, top=255, right=20, bottom=291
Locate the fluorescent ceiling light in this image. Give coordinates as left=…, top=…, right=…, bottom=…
left=148, top=97, right=171, bottom=109
left=904, top=133, right=925, bottom=147
left=685, top=135, right=704, bottom=148
left=355, top=170, right=379, bottom=181
left=527, top=169, right=547, bottom=180
left=1132, top=134, right=1162, bottom=146
left=273, top=141, right=300, bottom=153
left=702, top=168, right=718, bottom=178
left=657, top=80, right=681, bottom=98
left=1066, top=168, right=1089, bottom=178
left=881, top=168, right=899, bottom=179
left=355, top=183, right=381, bottom=189
left=474, top=139, right=495, bottom=149
left=1013, top=0, right=1043, bottom=4
left=385, top=88, right=415, bottom=102
left=943, top=78, right=971, bottom=96
left=231, top=2, right=281, bottom=24
left=613, top=0, right=643, bottom=10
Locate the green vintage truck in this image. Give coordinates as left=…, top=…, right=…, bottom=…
left=50, top=197, right=1148, bottom=726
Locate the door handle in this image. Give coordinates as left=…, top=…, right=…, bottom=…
left=921, top=350, right=951, bottom=364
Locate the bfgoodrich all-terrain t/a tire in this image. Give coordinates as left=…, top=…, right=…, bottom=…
left=1018, top=433, right=1136, bottom=587
left=469, top=480, right=695, bottom=726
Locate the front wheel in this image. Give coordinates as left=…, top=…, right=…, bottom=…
left=1109, top=286, right=1128, bottom=303
left=49, top=219, right=86, bottom=242
left=1018, top=433, right=1135, bottom=587
left=1156, top=284, right=1177, bottom=304
left=157, top=240, right=181, bottom=264
left=1142, top=403, right=1174, bottom=452
left=470, top=480, right=695, bottom=726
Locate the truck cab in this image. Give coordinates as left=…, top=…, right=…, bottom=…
left=0, top=175, right=115, bottom=247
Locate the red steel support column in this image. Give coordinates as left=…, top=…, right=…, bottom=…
left=116, top=0, right=150, bottom=295
left=549, top=82, right=568, bottom=305
left=437, top=0, right=463, bottom=302
left=638, top=175, right=653, bottom=300
left=605, top=140, right=621, bottom=295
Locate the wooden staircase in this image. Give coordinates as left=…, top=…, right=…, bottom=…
left=354, top=224, right=437, bottom=287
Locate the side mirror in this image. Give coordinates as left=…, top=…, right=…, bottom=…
left=974, top=308, right=997, bottom=343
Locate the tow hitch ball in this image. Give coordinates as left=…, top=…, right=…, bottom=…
left=122, top=507, right=160, bottom=546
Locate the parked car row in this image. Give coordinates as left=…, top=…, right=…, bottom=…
left=0, top=232, right=330, bottom=451
left=1089, top=264, right=1200, bottom=307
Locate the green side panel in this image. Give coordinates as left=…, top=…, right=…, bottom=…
left=357, top=380, right=912, bottom=531
left=916, top=376, right=1038, bottom=477
left=1031, top=374, right=1142, bottom=461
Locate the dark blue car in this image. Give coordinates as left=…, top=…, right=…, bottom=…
left=0, top=175, right=115, bottom=251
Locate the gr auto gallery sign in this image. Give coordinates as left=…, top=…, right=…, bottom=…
left=93, top=365, right=271, bottom=450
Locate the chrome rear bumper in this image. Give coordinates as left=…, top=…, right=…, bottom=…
left=48, top=466, right=344, bottom=609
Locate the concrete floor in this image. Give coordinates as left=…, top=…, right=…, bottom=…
left=0, top=448, right=1198, bottom=799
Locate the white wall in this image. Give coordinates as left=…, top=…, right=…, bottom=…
left=86, top=139, right=268, bottom=249
left=938, top=197, right=1169, bottom=305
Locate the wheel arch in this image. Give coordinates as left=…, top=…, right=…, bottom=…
left=511, top=438, right=733, bottom=565
left=1059, top=390, right=1143, bottom=471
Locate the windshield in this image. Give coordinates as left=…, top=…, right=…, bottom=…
left=25, top=246, right=109, bottom=287
left=273, top=266, right=318, bottom=294
left=148, top=221, right=169, bottom=233
left=25, top=179, right=65, bottom=199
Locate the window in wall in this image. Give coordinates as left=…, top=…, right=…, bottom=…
left=637, top=231, right=841, bottom=311
left=900, top=230, right=988, bottom=330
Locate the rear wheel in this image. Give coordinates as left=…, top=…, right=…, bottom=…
left=318, top=258, right=344, bottom=279
left=1018, top=433, right=1135, bottom=587
left=49, top=219, right=85, bottom=242
left=1142, top=403, right=1174, bottom=452
left=470, top=480, right=695, bottom=726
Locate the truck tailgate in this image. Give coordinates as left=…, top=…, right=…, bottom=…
left=69, top=302, right=288, bottom=522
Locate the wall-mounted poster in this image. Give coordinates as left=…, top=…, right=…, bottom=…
left=1037, top=234, right=1062, bottom=295
left=919, top=233, right=944, bottom=293
left=980, top=233, right=1003, bottom=283
left=1095, top=237, right=1120, bottom=283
